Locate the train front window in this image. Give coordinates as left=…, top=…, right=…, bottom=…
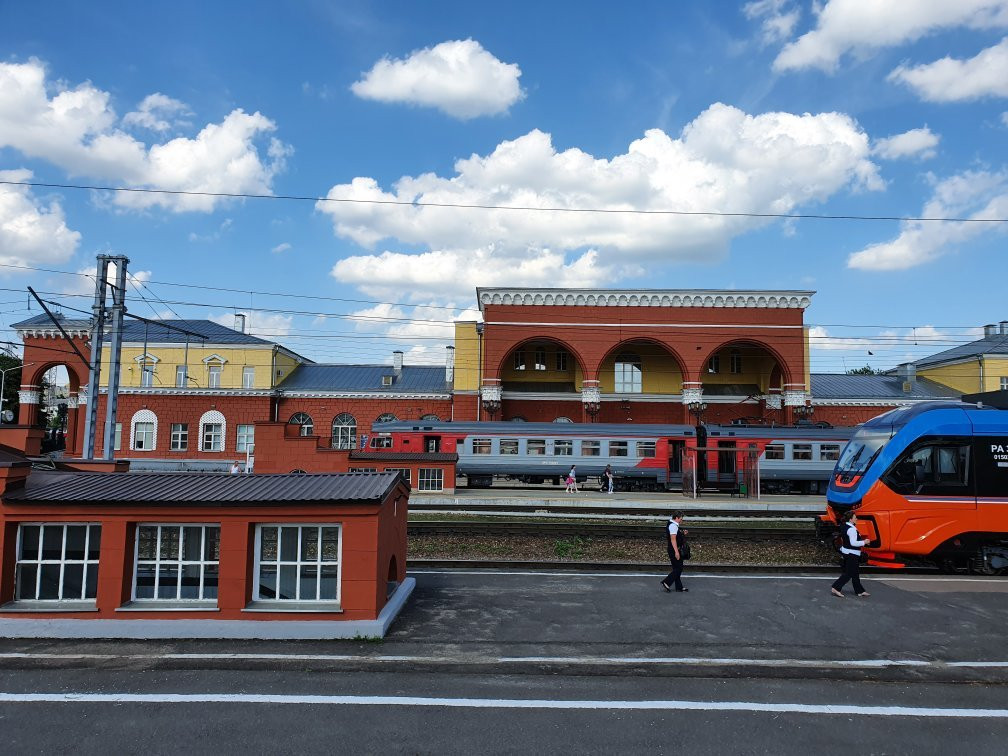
left=835, top=429, right=890, bottom=476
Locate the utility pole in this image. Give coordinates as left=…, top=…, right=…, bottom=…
left=81, top=254, right=129, bottom=459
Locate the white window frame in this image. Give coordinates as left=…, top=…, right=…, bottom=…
left=369, top=435, right=393, bottom=449
left=133, top=524, right=220, bottom=602
left=765, top=444, right=785, bottom=460
left=130, top=409, right=158, bottom=452
left=289, top=412, right=314, bottom=436
left=242, top=366, right=255, bottom=389
left=253, top=524, right=342, bottom=603
left=581, top=440, right=601, bottom=456
left=199, top=410, right=226, bottom=452
left=1002, top=376, right=1008, bottom=391
left=500, top=439, right=519, bottom=455
left=15, top=523, right=101, bottom=602
left=513, top=350, right=526, bottom=371
left=114, top=422, right=122, bottom=452
left=793, top=444, right=813, bottom=461
left=820, top=444, right=840, bottom=462
left=140, top=364, right=155, bottom=387
left=375, top=413, right=398, bottom=424
left=236, top=424, right=255, bottom=452
left=418, top=468, right=444, bottom=491
left=176, top=364, right=188, bottom=388
left=384, top=467, right=411, bottom=484
left=207, top=364, right=222, bottom=389
left=170, top=423, right=188, bottom=451
left=472, top=438, right=492, bottom=454
left=331, top=413, right=356, bottom=450
left=554, top=439, right=573, bottom=456
left=615, top=354, right=642, bottom=393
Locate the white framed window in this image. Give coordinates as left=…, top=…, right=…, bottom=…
left=351, top=467, right=378, bottom=473
left=793, top=444, right=813, bottom=461
left=254, top=525, right=341, bottom=602
left=730, top=350, right=742, bottom=374
left=526, top=439, right=546, bottom=455
left=331, top=413, right=356, bottom=450
left=708, top=355, right=720, bottom=374
left=170, top=423, right=188, bottom=451
left=289, top=412, right=314, bottom=436
left=556, top=351, right=568, bottom=371
left=375, top=413, right=398, bottom=424
left=554, top=440, right=573, bottom=456
left=242, top=366, right=255, bottom=389
left=15, top=523, right=101, bottom=601
left=113, top=422, right=122, bottom=451
left=820, top=444, right=840, bottom=461
left=237, top=424, right=255, bottom=452
left=199, top=410, right=226, bottom=452
left=369, top=435, right=393, bottom=449
left=1002, top=376, right=1008, bottom=391
left=134, top=524, right=220, bottom=601
left=473, top=438, right=492, bottom=454
left=420, top=413, right=440, bottom=421
left=534, top=348, right=547, bottom=371
left=765, top=444, right=785, bottom=460
left=130, top=409, right=157, bottom=451
left=176, top=365, right=188, bottom=388
left=385, top=467, right=411, bottom=484
left=581, top=440, right=601, bottom=456
left=140, top=364, right=155, bottom=388
left=554, top=416, right=573, bottom=423
left=208, top=365, right=222, bottom=389
left=636, top=441, right=656, bottom=458
left=615, top=354, right=642, bottom=393
left=500, top=439, right=519, bottom=455
left=418, top=468, right=444, bottom=491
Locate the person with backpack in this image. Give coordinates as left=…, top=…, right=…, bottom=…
left=661, top=511, right=689, bottom=593
left=831, top=510, right=870, bottom=598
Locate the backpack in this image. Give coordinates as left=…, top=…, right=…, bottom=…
left=662, top=521, right=692, bottom=560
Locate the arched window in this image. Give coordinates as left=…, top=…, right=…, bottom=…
left=332, top=413, right=356, bottom=450
left=420, top=413, right=440, bottom=421
left=508, top=416, right=527, bottom=422
left=374, top=413, right=397, bottom=424
left=290, top=469, right=307, bottom=475
left=199, top=410, right=226, bottom=452
left=615, top=353, right=642, bottom=393
left=130, top=408, right=158, bottom=451
left=553, top=417, right=573, bottom=423
left=289, top=412, right=314, bottom=436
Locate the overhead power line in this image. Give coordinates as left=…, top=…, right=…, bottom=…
left=3, top=179, right=1007, bottom=224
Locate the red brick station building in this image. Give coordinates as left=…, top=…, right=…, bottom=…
left=1, top=287, right=998, bottom=637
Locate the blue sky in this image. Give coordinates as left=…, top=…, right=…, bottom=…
left=1, top=0, right=1007, bottom=373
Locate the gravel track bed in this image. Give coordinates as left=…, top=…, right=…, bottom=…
left=409, top=535, right=838, bottom=566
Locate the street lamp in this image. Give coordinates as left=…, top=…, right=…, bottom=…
left=0, top=362, right=34, bottom=424
left=687, top=400, right=708, bottom=424
left=793, top=403, right=815, bottom=420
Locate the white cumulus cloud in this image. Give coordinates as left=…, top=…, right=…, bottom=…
left=0, top=170, right=81, bottom=267
left=774, top=0, right=1008, bottom=72
left=208, top=310, right=293, bottom=339
left=0, top=59, right=290, bottom=212
left=320, top=103, right=881, bottom=298
left=847, top=168, right=1008, bottom=270
left=122, top=93, right=193, bottom=132
left=873, top=127, right=940, bottom=160
left=744, top=0, right=801, bottom=44
left=271, top=242, right=291, bottom=253
left=351, top=39, right=525, bottom=119
left=888, top=37, right=1008, bottom=101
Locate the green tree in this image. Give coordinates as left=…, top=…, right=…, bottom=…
left=0, top=353, right=23, bottom=422
left=846, top=365, right=879, bottom=375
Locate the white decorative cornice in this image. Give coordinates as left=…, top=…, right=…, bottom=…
left=134, top=353, right=161, bottom=364
left=477, top=288, right=815, bottom=311
left=100, top=388, right=274, bottom=397
left=14, top=328, right=91, bottom=339
left=202, top=353, right=228, bottom=365
left=811, top=398, right=959, bottom=407
left=279, top=390, right=451, bottom=400
left=18, top=389, right=39, bottom=404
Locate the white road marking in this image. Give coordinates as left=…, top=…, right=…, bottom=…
left=0, top=692, right=1006, bottom=717
left=1, top=652, right=1005, bottom=669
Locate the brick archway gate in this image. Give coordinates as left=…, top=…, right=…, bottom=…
left=13, top=315, right=91, bottom=457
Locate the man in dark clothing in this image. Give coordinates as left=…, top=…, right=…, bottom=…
left=661, top=511, right=688, bottom=593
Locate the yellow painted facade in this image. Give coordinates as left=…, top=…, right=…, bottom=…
left=920, top=357, right=1008, bottom=395
left=700, top=347, right=778, bottom=394
left=103, top=344, right=294, bottom=390
left=598, top=343, right=682, bottom=394
left=453, top=322, right=481, bottom=391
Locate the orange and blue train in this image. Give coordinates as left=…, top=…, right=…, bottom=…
left=822, top=401, right=1008, bottom=574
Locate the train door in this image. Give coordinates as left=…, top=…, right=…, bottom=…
left=668, top=440, right=684, bottom=487
left=424, top=435, right=440, bottom=453
left=717, top=441, right=736, bottom=485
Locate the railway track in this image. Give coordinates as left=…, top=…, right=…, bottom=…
left=408, top=519, right=815, bottom=541
left=409, top=502, right=819, bottom=519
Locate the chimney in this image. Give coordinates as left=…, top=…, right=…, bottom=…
left=984, top=323, right=997, bottom=338
left=392, top=350, right=403, bottom=376
left=1000, top=320, right=1008, bottom=336
left=234, top=313, right=246, bottom=334
left=897, top=362, right=916, bottom=393
left=445, top=345, right=455, bottom=383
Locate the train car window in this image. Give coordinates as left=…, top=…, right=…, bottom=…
left=554, top=440, right=573, bottom=456
left=793, top=444, right=813, bottom=461
left=500, top=439, right=519, bottom=455
left=370, top=436, right=393, bottom=449
left=527, top=440, right=546, bottom=455
left=610, top=441, right=628, bottom=457
left=820, top=444, right=840, bottom=461
left=472, top=439, right=493, bottom=455
left=636, top=441, right=656, bottom=458
left=581, top=440, right=601, bottom=456
left=975, top=436, right=1008, bottom=498
left=765, top=444, right=785, bottom=460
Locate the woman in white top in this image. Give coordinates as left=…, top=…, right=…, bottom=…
left=831, top=510, right=870, bottom=598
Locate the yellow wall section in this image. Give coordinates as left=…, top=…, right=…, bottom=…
left=103, top=345, right=280, bottom=389
left=598, top=343, right=683, bottom=394
left=700, top=349, right=777, bottom=393
left=984, top=357, right=1008, bottom=392
left=918, top=362, right=983, bottom=394
left=453, top=322, right=480, bottom=391
left=273, top=351, right=301, bottom=387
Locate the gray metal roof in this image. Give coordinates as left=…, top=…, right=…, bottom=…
left=810, top=373, right=961, bottom=401
left=908, top=332, right=1008, bottom=368
left=280, top=364, right=450, bottom=394
left=4, top=471, right=403, bottom=506
left=10, top=315, right=272, bottom=346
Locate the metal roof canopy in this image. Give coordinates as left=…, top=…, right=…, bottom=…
left=4, top=471, right=404, bottom=506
